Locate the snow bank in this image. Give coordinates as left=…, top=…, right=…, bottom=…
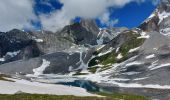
left=0, top=79, right=100, bottom=97
left=6, top=50, right=20, bottom=58
left=128, top=47, right=140, bottom=53
left=158, top=11, right=170, bottom=24
left=137, top=31, right=150, bottom=39
left=0, top=58, right=5, bottom=62
left=35, top=39, right=43, bottom=42
left=98, top=47, right=114, bottom=57
left=33, top=59, right=50, bottom=76
left=116, top=53, right=123, bottom=59
left=150, top=63, right=170, bottom=70
left=125, top=61, right=142, bottom=67
left=145, top=54, right=155, bottom=59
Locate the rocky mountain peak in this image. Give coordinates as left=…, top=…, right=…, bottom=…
left=139, top=0, right=170, bottom=36
left=80, top=19, right=99, bottom=35
left=57, top=19, right=100, bottom=45
left=157, top=0, right=170, bottom=13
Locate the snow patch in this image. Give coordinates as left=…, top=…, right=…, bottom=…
left=97, top=29, right=115, bottom=45
left=0, top=58, right=5, bottom=62
left=35, top=39, right=43, bottom=42
left=133, top=77, right=148, bottom=81
left=33, top=59, right=50, bottom=76
left=125, top=61, right=142, bottom=67
left=128, top=47, right=140, bottom=53
left=0, top=79, right=99, bottom=97
left=148, top=60, right=159, bottom=69
left=138, top=31, right=150, bottom=39
left=116, top=47, right=120, bottom=53
left=158, top=11, right=170, bottom=24
left=145, top=54, right=155, bottom=59
left=69, top=66, right=73, bottom=72
left=150, top=63, right=170, bottom=70
left=6, top=50, right=20, bottom=58
left=121, top=71, right=140, bottom=75
left=98, top=47, right=114, bottom=56
left=116, top=53, right=123, bottom=59
left=81, top=73, right=170, bottom=89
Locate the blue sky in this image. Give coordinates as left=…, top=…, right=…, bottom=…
left=0, top=0, right=159, bottom=32
left=33, top=0, right=158, bottom=30
left=109, top=1, right=157, bottom=28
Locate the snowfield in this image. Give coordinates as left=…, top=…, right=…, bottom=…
left=0, top=79, right=100, bottom=97
left=33, top=59, right=51, bottom=76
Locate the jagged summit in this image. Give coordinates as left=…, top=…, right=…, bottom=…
left=57, top=19, right=100, bottom=45
left=80, top=19, right=99, bottom=34
left=157, top=0, right=170, bottom=12
left=139, top=0, right=170, bottom=36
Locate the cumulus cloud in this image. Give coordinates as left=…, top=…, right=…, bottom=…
left=0, top=0, right=37, bottom=32
left=40, top=0, right=152, bottom=32
left=59, top=0, right=133, bottom=19
left=0, top=0, right=159, bottom=32
left=40, top=0, right=138, bottom=31
left=99, top=11, right=119, bottom=27
left=40, top=10, right=71, bottom=31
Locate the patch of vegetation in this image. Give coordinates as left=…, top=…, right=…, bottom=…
left=97, top=92, right=149, bottom=100
left=89, top=51, right=116, bottom=67
left=0, top=92, right=149, bottom=100
left=73, top=72, right=89, bottom=76
left=88, top=66, right=99, bottom=73
left=119, top=32, right=145, bottom=58
left=92, top=51, right=100, bottom=56
left=88, top=31, right=145, bottom=73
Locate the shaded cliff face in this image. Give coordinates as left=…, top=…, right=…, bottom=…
left=139, top=0, right=170, bottom=36
left=0, top=20, right=100, bottom=64
left=57, top=19, right=99, bottom=45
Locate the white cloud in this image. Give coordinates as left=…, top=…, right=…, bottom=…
left=41, top=0, right=155, bottom=31
left=99, top=12, right=111, bottom=25
left=0, top=0, right=37, bottom=32
left=40, top=0, right=152, bottom=32
left=59, top=0, right=141, bottom=19
left=40, top=10, right=71, bottom=32
left=99, top=11, right=119, bottom=27
left=0, top=0, right=159, bottom=32
left=109, top=19, right=119, bottom=26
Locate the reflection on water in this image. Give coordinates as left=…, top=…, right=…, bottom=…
left=57, top=80, right=100, bottom=92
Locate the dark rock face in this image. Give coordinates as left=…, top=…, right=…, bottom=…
left=57, top=19, right=99, bottom=45
left=80, top=19, right=99, bottom=35
left=139, top=15, right=159, bottom=32
left=0, top=20, right=99, bottom=74
left=0, top=47, right=95, bottom=75
left=139, top=0, right=170, bottom=35
left=158, top=0, right=170, bottom=13
left=0, top=19, right=100, bottom=64
left=30, top=31, right=74, bottom=54
left=0, top=29, right=33, bottom=56
left=96, top=27, right=128, bottom=45
left=0, top=29, right=41, bottom=64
